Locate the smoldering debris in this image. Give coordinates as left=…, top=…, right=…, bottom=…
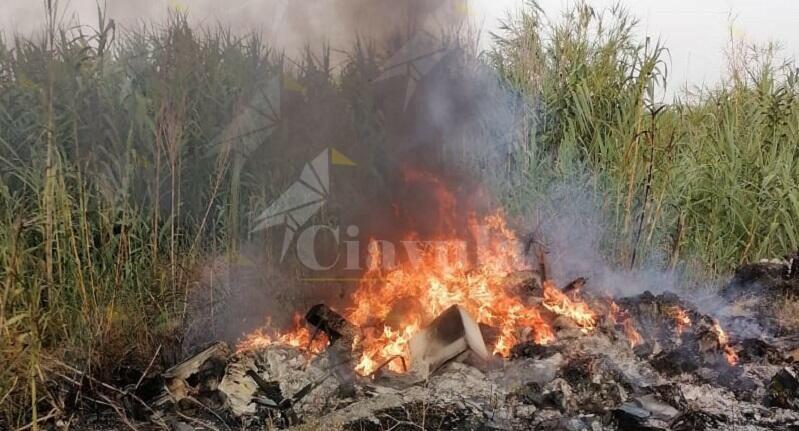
left=50, top=262, right=799, bottom=430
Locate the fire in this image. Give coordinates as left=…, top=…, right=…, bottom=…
left=667, top=306, right=692, bottom=334
left=623, top=319, right=643, bottom=348
left=237, top=314, right=330, bottom=354
left=346, top=213, right=556, bottom=374
left=235, top=171, right=682, bottom=376
left=712, top=320, right=739, bottom=366
left=712, top=321, right=728, bottom=345
left=235, top=205, right=742, bottom=374
left=237, top=210, right=575, bottom=375
left=609, top=302, right=642, bottom=348
left=609, top=301, right=621, bottom=324
left=723, top=346, right=739, bottom=366
left=542, top=280, right=597, bottom=332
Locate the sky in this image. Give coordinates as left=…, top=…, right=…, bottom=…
left=2, top=0, right=798, bottom=97
left=485, top=0, right=799, bottom=97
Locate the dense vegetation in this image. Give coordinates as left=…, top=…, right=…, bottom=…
left=490, top=4, right=798, bottom=272
left=1, top=1, right=797, bottom=426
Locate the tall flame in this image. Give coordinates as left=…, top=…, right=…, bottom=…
left=346, top=213, right=555, bottom=374
left=238, top=210, right=571, bottom=375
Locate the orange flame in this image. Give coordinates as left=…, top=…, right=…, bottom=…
left=609, top=301, right=642, bottom=348
left=623, top=319, right=643, bottom=348
left=712, top=320, right=738, bottom=366
left=236, top=172, right=609, bottom=376
left=542, top=280, right=597, bottom=332
left=609, top=301, right=621, bottom=325
left=238, top=314, right=329, bottom=354
left=668, top=307, right=692, bottom=334
left=238, top=211, right=567, bottom=375
left=346, top=213, right=555, bottom=374
left=712, top=321, right=728, bottom=345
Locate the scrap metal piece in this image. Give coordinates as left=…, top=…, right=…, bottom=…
left=409, top=305, right=489, bottom=379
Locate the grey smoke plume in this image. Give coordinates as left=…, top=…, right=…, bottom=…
left=178, top=0, right=527, bottom=345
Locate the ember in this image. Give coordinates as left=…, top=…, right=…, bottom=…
left=712, top=320, right=739, bottom=365
left=667, top=306, right=692, bottom=334
left=609, top=302, right=643, bottom=348
left=623, top=319, right=643, bottom=348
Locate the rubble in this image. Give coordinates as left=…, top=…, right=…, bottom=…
left=70, top=330, right=799, bottom=430
left=723, top=251, right=799, bottom=301
left=305, top=303, right=361, bottom=385
left=54, top=254, right=799, bottom=430
left=766, top=366, right=799, bottom=409
left=611, top=402, right=669, bottom=431
left=157, top=341, right=229, bottom=407
left=721, top=251, right=799, bottom=336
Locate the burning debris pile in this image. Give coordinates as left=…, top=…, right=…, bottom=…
left=88, top=217, right=799, bottom=430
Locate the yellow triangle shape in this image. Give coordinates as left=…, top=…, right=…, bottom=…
left=454, top=1, right=472, bottom=17
left=169, top=0, right=187, bottom=12
left=284, top=76, right=306, bottom=94
left=331, top=148, right=357, bottom=166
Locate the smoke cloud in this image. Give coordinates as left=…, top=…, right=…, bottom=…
left=171, top=0, right=525, bottom=346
